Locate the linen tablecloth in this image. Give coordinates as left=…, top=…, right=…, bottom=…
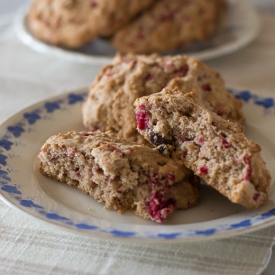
left=1, top=197, right=275, bottom=275
left=1, top=1, right=275, bottom=274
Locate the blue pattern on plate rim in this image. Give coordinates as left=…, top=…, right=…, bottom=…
left=228, top=89, right=275, bottom=109
left=0, top=89, right=274, bottom=239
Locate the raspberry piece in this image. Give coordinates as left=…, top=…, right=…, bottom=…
left=45, top=20, right=51, bottom=27
left=217, top=110, right=224, bottom=116
left=111, top=147, right=120, bottom=154
left=222, top=139, right=231, bottom=148
left=67, top=148, right=75, bottom=157
left=182, top=65, right=189, bottom=75
left=201, top=84, right=211, bottom=91
left=244, top=156, right=250, bottom=164
left=146, top=191, right=176, bottom=223
left=199, top=166, right=208, bottom=174
left=244, top=168, right=252, bottom=180
left=146, top=74, right=154, bottom=81
left=90, top=1, right=97, bottom=8
left=130, top=60, right=137, bottom=69
left=148, top=177, right=160, bottom=185
left=253, top=193, right=260, bottom=201
left=135, top=105, right=149, bottom=130
left=160, top=12, right=174, bottom=21
left=197, top=137, right=205, bottom=143
left=243, top=157, right=252, bottom=180
left=182, top=151, right=188, bottom=158
left=173, top=65, right=189, bottom=76
left=166, top=63, right=174, bottom=69
left=75, top=170, right=81, bottom=177
left=197, top=74, right=206, bottom=81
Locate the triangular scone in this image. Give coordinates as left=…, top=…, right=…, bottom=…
left=82, top=53, right=243, bottom=145
left=134, top=88, right=271, bottom=208
left=39, top=130, right=200, bottom=222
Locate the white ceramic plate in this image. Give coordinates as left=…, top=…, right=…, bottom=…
left=0, top=88, right=274, bottom=242
left=14, top=0, right=260, bottom=65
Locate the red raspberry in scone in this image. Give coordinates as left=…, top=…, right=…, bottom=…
left=82, top=53, right=243, bottom=145
left=111, top=0, right=226, bottom=54
left=38, top=130, right=200, bottom=222
left=134, top=88, right=271, bottom=208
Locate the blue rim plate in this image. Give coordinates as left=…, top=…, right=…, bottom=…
left=0, top=88, right=274, bottom=242
left=14, top=0, right=260, bottom=65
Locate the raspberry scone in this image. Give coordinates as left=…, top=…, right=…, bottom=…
left=134, top=89, right=271, bottom=208
left=82, top=53, right=243, bottom=144
left=27, top=0, right=156, bottom=48
left=111, top=0, right=226, bottom=54
left=38, top=130, right=200, bottom=222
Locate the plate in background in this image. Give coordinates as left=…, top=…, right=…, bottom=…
left=14, top=0, right=260, bottom=65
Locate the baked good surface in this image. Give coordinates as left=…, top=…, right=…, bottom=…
left=82, top=53, right=243, bottom=144
left=111, top=0, right=226, bottom=54
left=27, top=0, right=156, bottom=48
left=38, top=130, right=200, bottom=222
left=134, top=89, right=271, bottom=208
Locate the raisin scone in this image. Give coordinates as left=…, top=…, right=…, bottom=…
left=38, top=130, right=200, bottom=222
left=111, top=0, right=226, bottom=54
left=27, top=0, right=156, bottom=48
left=134, top=89, right=271, bottom=208
left=82, top=53, right=243, bottom=144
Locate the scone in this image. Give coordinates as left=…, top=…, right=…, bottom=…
left=134, top=89, right=271, bottom=208
left=38, top=130, right=200, bottom=222
left=111, top=0, right=226, bottom=54
left=82, top=53, right=243, bottom=144
left=27, top=0, right=156, bottom=48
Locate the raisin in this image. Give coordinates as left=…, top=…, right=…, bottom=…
left=149, top=132, right=174, bottom=146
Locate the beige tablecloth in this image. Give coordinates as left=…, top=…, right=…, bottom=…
left=0, top=7, right=275, bottom=275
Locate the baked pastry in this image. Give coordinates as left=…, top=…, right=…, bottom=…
left=134, top=89, right=271, bottom=208
left=38, top=130, right=200, bottom=222
left=82, top=53, right=243, bottom=144
left=111, top=0, right=226, bottom=54
left=27, top=0, right=156, bottom=48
